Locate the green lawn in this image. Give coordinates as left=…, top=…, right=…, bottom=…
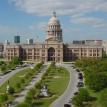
left=33, top=66, right=70, bottom=107
left=0, top=62, right=43, bottom=105
left=0, top=68, right=31, bottom=93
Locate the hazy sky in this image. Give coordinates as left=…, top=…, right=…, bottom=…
left=0, top=0, right=107, bottom=43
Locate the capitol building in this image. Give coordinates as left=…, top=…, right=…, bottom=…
left=4, top=12, right=103, bottom=62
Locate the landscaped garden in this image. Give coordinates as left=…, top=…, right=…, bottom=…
left=0, top=61, right=43, bottom=107
left=72, top=58, right=107, bottom=107
left=0, top=57, right=23, bottom=75
left=16, top=62, right=70, bottom=107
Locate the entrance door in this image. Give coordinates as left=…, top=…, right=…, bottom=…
left=48, top=47, right=55, bottom=61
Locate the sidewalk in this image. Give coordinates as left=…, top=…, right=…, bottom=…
left=11, top=64, right=48, bottom=107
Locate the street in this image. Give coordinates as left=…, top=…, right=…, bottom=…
left=50, top=63, right=79, bottom=107
left=0, top=67, right=29, bottom=86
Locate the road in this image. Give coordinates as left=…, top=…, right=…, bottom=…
left=0, top=67, right=29, bottom=87
left=50, top=63, right=79, bottom=107
left=11, top=64, right=48, bottom=106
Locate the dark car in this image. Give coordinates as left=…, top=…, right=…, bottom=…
left=77, top=82, right=84, bottom=87
left=64, top=104, right=71, bottom=107
left=74, top=92, right=78, bottom=95
left=76, top=69, right=80, bottom=72
left=78, top=73, right=83, bottom=80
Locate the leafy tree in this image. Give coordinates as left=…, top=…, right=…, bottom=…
left=8, top=87, right=15, bottom=95
left=11, top=56, right=22, bottom=65
left=98, top=89, right=107, bottom=107
left=27, top=88, right=36, bottom=99
left=21, top=79, right=25, bottom=84
left=72, top=88, right=91, bottom=107
left=85, top=73, right=107, bottom=91
left=16, top=102, right=31, bottom=107
left=102, top=51, right=107, bottom=58
left=15, top=83, right=21, bottom=90
left=0, top=93, right=8, bottom=104
left=1, top=65, right=7, bottom=72
left=0, top=61, right=6, bottom=66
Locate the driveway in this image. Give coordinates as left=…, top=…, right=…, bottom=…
left=50, top=63, right=79, bottom=107
left=0, top=67, right=29, bottom=87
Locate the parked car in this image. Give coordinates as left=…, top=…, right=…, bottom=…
left=76, top=69, right=80, bottom=72
left=78, top=73, right=83, bottom=80
left=64, top=104, right=71, bottom=107
left=74, top=91, right=78, bottom=95
left=77, top=82, right=84, bottom=87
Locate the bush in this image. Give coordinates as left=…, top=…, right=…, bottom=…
left=0, top=93, right=8, bottom=104
left=11, top=56, right=22, bottom=65
left=85, top=73, right=107, bottom=91
left=8, top=87, right=15, bottom=95
left=98, top=89, right=107, bottom=107
left=16, top=102, right=31, bottom=107
left=72, top=88, right=91, bottom=107
left=21, top=79, right=25, bottom=84
left=15, top=83, right=21, bottom=89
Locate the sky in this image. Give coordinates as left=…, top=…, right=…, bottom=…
left=0, top=0, right=107, bottom=43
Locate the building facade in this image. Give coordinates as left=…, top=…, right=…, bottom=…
left=4, top=12, right=103, bottom=62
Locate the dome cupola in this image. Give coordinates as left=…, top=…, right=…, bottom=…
left=46, top=12, right=63, bottom=42
left=48, top=12, right=60, bottom=25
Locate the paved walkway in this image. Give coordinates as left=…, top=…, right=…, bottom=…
left=50, top=63, right=79, bottom=107
left=0, top=67, right=29, bottom=86
left=11, top=64, right=48, bottom=107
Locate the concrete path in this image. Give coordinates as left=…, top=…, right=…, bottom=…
left=0, top=67, right=29, bottom=86
left=50, top=63, right=79, bottom=107
left=11, top=64, right=48, bottom=106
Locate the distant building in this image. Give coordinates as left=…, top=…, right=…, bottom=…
left=27, top=39, right=33, bottom=44
left=73, top=40, right=85, bottom=45
left=14, top=36, right=20, bottom=43
left=0, top=43, right=4, bottom=58
left=4, top=12, right=103, bottom=62
left=85, top=40, right=103, bottom=45
left=4, top=40, right=10, bottom=45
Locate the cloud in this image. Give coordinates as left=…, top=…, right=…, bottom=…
left=9, top=0, right=107, bottom=16
left=29, top=22, right=47, bottom=30
left=71, top=17, right=107, bottom=28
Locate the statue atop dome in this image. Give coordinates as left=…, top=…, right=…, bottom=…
left=53, top=11, right=56, bottom=17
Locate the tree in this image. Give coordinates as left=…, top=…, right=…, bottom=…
left=85, top=73, right=107, bottom=91
left=0, top=93, right=8, bottom=105
left=21, top=79, right=25, bottom=84
left=98, top=89, right=107, bottom=107
left=16, top=102, right=31, bottom=107
left=102, top=51, right=107, bottom=58
left=15, top=83, right=21, bottom=90
left=8, top=87, right=15, bottom=95
left=0, top=61, right=6, bottom=66
left=1, top=65, right=7, bottom=73
left=11, top=57, right=22, bottom=65
left=27, top=88, right=36, bottom=99
left=72, top=88, right=91, bottom=107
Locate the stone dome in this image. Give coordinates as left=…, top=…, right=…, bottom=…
left=48, top=12, right=60, bottom=25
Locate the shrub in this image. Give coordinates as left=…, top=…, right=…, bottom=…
left=8, top=87, right=15, bottom=95
left=98, top=89, right=107, bottom=107
left=0, top=93, right=8, bottom=104
left=16, top=102, right=31, bottom=107
left=85, top=73, right=107, bottom=91
left=72, top=88, right=91, bottom=107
